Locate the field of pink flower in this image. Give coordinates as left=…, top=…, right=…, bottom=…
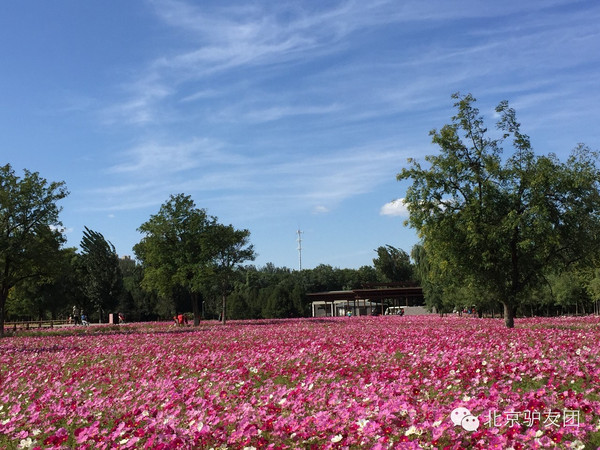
left=1, top=315, right=600, bottom=449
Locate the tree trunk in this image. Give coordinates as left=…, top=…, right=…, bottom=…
left=0, top=301, right=4, bottom=338
left=221, top=292, right=227, bottom=325
left=191, top=292, right=200, bottom=326
left=0, top=287, right=7, bottom=338
left=503, top=302, right=516, bottom=328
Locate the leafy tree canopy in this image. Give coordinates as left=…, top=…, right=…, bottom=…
left=80, top=226, right=123, bottom=322
left=134, top=194, right=213, bottom=299
left=0, top=164, right=68, bottom=335
left=134, top=193, right=255, bottom=325
left=398, top=93, right=600, bottom=327
left=372, top=245, right=413, bottom=283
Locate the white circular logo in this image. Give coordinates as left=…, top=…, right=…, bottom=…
left=461, top=415, right=480, bottom=431
left=450, top=407, right=480, bottom=431
left=450, top=407, right=471, bottom=426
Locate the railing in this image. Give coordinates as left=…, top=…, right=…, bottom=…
left=4, top=319, right=72, bottom=331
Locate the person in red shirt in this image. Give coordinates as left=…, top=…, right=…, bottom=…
left=174, top=314, right=188, bottom=326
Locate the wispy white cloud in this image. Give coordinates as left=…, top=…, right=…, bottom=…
left=88, top=0, right=600, bottom=232
left=241, top=103, right=342, bottom=123
left=312, top=205, right=330, bottom=214
left=179, top=89, right=221, bottom=103
left=107, top=138, right=242, bottom=175
left=100, top=0, right=596, bottom=131
left=102, top=72, right=174, bottom=125
left=90, top=134, right=413, bottom=219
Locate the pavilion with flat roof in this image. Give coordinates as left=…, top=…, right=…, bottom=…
left=307, top=283, right=424, bottom=317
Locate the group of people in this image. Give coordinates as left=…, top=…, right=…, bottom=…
left=68, top=308, right=189, bottom=326
left=70, top=306, right=89, bottom=326
left=69, top=307, right=129, bottom=326
left=454, top=307, right=478, bottom=317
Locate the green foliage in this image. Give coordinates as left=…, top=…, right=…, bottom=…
left=260, top=278, right=306, bottom=319
left=203, top=222, right=255, bottom=324
left=373, top=245, right=413, bottom=282
left=7, top=247, right=84, bottom=321
left=134, top=194, right=214, bottom=323
left=119, top=257, right=157, bottom=321
left=80, top=227, right=124, bottom=322
left=134, top=193, right=255, bottom=324
left=0, top=164, right=68, bottom=335
left=399, top=93, right=600, bottom=327
left=134, top=194, right=212, bottom=298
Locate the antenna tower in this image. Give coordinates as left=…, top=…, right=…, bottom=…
left=297, top=229, right=303, bottom=270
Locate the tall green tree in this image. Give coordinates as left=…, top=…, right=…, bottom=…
left=204, top=223, right=255, bottom=324
left=134, top=194, right=214, bottom=325
left=0, top=164, right=68, bottom=336
left=80, top=227, right=123, bottom=322
left=7, top=247, right=83, bottom=321
left=373, top=245, right=413, bottom=283
left=119, top=256, right=158, bottom=321
left=398, top=93, right=600, bottom=327
left=411, top=243, right=445, bottom=314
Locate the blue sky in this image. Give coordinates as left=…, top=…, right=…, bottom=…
left=2, top=1, right=599, bottom=270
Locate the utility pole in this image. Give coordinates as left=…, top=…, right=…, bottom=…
left=297, top=229, right=303, bottom=271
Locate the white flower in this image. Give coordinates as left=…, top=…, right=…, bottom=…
left=17, top=438, right=34, bottom=449
left=569, top=440, right=585, bottom=450
left=356, top=418, right=369, bottom=430
left=405, top=425, right=422, bottom=436
left=331, top=434, right=343, bottom=443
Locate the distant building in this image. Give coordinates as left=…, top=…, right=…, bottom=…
left=307, top=283, right=425, bottom=317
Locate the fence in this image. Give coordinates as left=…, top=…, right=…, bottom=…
left=4, top=319, right=72, bottom=331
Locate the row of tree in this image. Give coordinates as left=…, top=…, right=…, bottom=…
left=3, top=93, right=599, bottom=332
left=0, top=167, right=415, bottom=336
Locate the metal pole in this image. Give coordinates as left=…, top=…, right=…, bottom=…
left=297, top=229, right=303, bottom=270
